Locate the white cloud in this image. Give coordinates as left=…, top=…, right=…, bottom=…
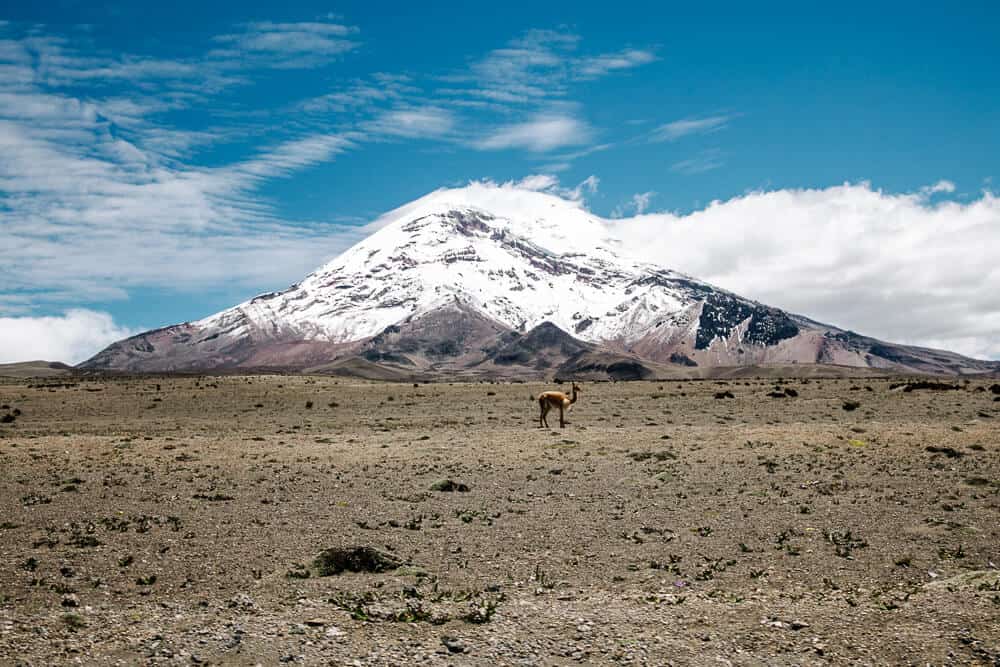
left=652, top=114, right=734, bottom=142
left=474, top=113, right=593, bottom=152
left=576, top=48, right=657, bottom=78
left=366, top=106, right=455, bottom=139
left=298, top=80, right=408, bottom=113
left=565, top=174, right=600, bottom=201
left=0, top=23, right=371, bottom=308
left=233, top=133, right=356, bottom=180
left=609, top=182, right=1000, bottom=360
left=455, top=29, right=577, bottom=104
left=0, top=309, right=137, bottom=364
left=513, top=174, right=561, bottom=191
left=441, top=29, right=656, bottom=107
left=920, top=179, right=956, bottom=196
left=631, top=191, right=654, bottom=213
left=508, top=173, right=599, bottom=202
left=612, top=191, right=656, bottom=217
left=210, top=20, right=360, bottom=68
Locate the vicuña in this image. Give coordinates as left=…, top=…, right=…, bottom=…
left=538, top=382, right=580, bottom=429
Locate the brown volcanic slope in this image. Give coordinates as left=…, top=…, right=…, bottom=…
left=80, top=302, right=999, bottom=380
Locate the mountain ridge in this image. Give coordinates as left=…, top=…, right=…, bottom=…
left=80, top=184, right=1000, bottom=379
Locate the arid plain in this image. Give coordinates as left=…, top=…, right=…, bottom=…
left=1, top=374, right=998, bottom=665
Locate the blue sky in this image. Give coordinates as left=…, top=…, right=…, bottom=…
left=1, top=2, right=999, bottom=362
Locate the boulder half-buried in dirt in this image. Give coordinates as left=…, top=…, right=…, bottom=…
left=311, top=547, right=403, bottom=576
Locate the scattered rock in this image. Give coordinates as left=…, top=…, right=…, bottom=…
left=925, top=445, right=963, bottom=458
left=842, top=400, right=861, bottom=411
left=890, top=381, right=960, bottom=392
left=441, top=635, right=468, bottom=654
left=429, top=479, right=470, bottom=492
left=227, top=593, right=257, bottom=611
left=713, top=391, right=734, bottom=399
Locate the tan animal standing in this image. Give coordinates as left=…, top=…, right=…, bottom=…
left=537, top=382, right=580, bottom=428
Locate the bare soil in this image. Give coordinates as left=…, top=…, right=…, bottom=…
left=1, top=375, right=998, bottom=666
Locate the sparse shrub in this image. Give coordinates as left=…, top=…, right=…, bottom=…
left=430, top=479, right=469, bottom=492
left=824, top=529, right=868, bottom=558
left=62, top=613, right=86, bottom=629
left=311, top=546, right=402, bottom=576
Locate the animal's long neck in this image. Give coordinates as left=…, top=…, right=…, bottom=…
left=569, top=386, right=578, bottom=404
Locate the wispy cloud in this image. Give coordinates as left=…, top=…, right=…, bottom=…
left=507, top=173, right=600, bottom=202
left=919, top=179, right=956, bottom=197
left=298, top=77, right=412, bottom=113
left=441, top=29, right=656, bottom=106
left=671, top=149, right=725, bottom=174
left=0, top=22, right=366, bottom=309
left=12, top=33, right=241, bottom=93
left=365, top=106, right=455, bottom=139
left=232, top=133, right=357, bottom=180
left=210, top=20, right=360, bottom=68
left=612, top=191, right=656, bottom=217
left=474, top=112, right=593, bottom=152
left=576, top=48, right=657, bottom=78
left=652, top=114, right=734, bottom=142
left=445, top=29, right=576, bottom=104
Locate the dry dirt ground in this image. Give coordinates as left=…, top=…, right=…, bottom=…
left=1, top=375, right=998, bottom=666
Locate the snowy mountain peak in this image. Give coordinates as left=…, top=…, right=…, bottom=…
left=198, top=184, right=693, bottom=346
left=82, top=183, right=1000, bottom=378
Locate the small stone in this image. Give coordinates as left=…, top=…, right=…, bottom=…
left=441, top=635, right=467, bottom=654
left=228, top=593, right=257, bottom=611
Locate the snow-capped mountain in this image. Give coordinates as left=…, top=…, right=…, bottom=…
left=81, top=183, right=999, bottom=378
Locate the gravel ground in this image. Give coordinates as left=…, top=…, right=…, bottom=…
left=1, top=375, right=998, bottom=665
